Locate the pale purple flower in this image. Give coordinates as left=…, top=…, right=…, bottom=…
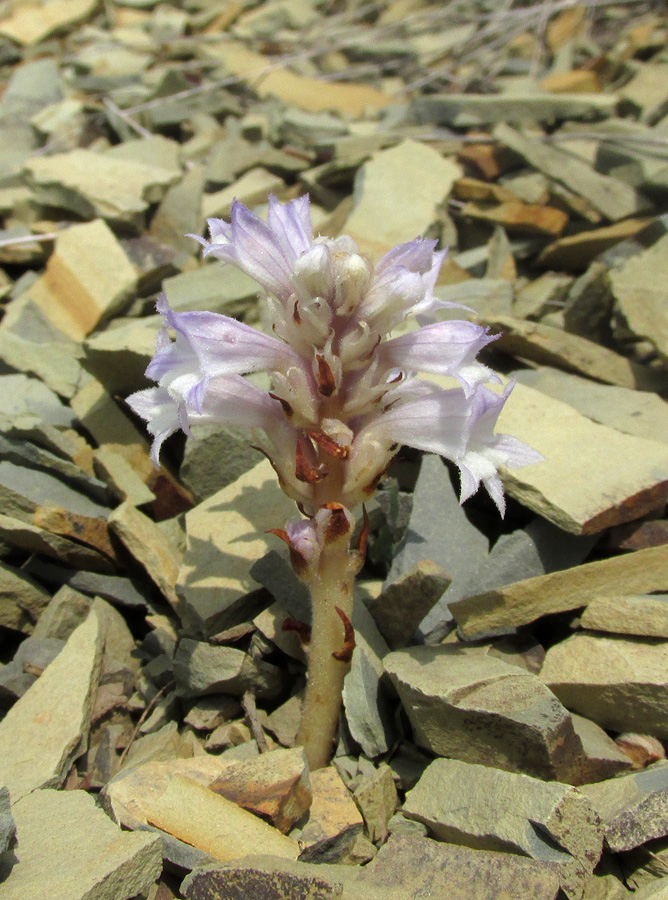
left=129, top=194, right=543, bottom=514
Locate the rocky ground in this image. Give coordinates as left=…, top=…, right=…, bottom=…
left=1, top=0, right=668, bottom=898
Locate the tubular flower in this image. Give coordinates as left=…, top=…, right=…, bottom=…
left=128, top=194, right=542, bottom=514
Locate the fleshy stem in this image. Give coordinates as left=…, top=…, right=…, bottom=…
left=287, top=503, right=362, bottom=771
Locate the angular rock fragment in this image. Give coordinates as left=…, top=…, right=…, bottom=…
left=0, top=560, right=51, bottom=633
left=385, top=644, right=586, bottom=781
left=0, top=0, right=99, bottom=45
left=26, top=219, right=138, bottom=341
left=570, top=714, right=632, bottom=784
left=174, top=639, right=284, bottom=700
left=540, top=632, right=668, bottom=738
left=0, top=785, right=16, bottom=854
left=580, top=595, right=668, bottom=638
left=451, top=544, right=668, bottom=638
left=413, top=92, right=617, bottom=127
left=582, top=763, right=668, bottom=852
left=295, top=766, right=364, bottom=849
left=344, top=139, right=461, bottom=259
left=352, top=763, right=397, bottom=843
left=494, top=124, right=647, bottom=220
left=177, top=459, right=296, bottom=636
left=403, top=758, right=603, bottom=899
left=209, top=747, right=311, bottom=833
left=365, top=560, right=451, bottom=649
left=1, top=788, right=161, bottom=900
left=495, top=381, right=668, bottom=534
left=0, top=610, right=104, bottom=800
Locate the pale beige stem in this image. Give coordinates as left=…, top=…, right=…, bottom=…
left=296, top=539, right=355, bottom=771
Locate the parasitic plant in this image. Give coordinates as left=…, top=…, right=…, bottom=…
left=127, top=194, right=542, bottom=770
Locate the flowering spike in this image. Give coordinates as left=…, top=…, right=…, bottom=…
left=315, top=354, right=336, bottom=397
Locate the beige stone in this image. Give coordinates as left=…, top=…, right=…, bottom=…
left=460, top=200, right=568, bottom=236
left=450, top=544, right=668, bottom=639
left=0, top=610, right=104, bottom=800
left=146, top=773, right=299, bottom=862
left=93, top=445, right=156, bottom=506
left=25, top=149, right=180, bottom=228
left=177, top=459, right=296, bottom=635
left=620, top=64, right=668, bottom=123
left=209, top=747, right=311, bottom=833
left=403, top=758, right=602, bottom=900
left=581, top=595, right=668, bottom=638
left=27, top=220, right=137, bottom=341
left=353, top=763, right=397, bottom=843
left=297, top=766, right=363, bottom=847
left=540, top=632, right=668, bottom=738
left=0, top=560, right=51, bottom=633
left=202, top=167, right=285, bottom=221
left=0, top=0, right=98, bottom=45
left=344, top=140, right=462, bottom=260
left=610, top=232, right=668, bottom=363
left=205, top=41, right=391, bottom=117
left=2, top=788, right=161, bottom=900
left=494, top=124, right=647, bottom=220
left=537, top=218, right=650, bottom=270
left=495, top=381, right=668, bottom=534
left=108, top=501, right=181, bottom=608
left=384, top=644, right=586, bottom=782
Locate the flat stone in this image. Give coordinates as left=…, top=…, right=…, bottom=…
left=359, top=833, right=561, bottom=900
left=582, top=763, right=668, bottom=852
left=83, top=314, right=162, bottom=395
left=205, top=40, right=391, bottom=117
left=0, top=788, right=161, bottom=900
left=180, top=423, right=265, bottom=503
left=201, top=167, right=285, bottom=220
left=515, top=367, right=668, bottom=445
left=620, top=64, right=668, bottom=124
left=0, top=560, right=51, bottom=633
left=0, top=0, right=98, bottom=45
left=385, top=644, right=586, bottom=782
left=461, top=199, right=568, bottom=236
left=344, top=139, right=462, bottom=259
left=25, top=148, right=180, bottom=229
left=540, top=632, right=668, bottom=738
left=0, top=636, right=65, bottom=705
left=609, top=231, right=668, bottom=363
left=581, top=595, right=668, bottom=638
left=570, top=714, right=633, bottom=784
left=26, top=220, right=138, bottom=341
left=365, top=560, right=451, bottom=649
left=387, top=454, right=488, bottom=638
left=209, top=747, right=311, bottom=833
left=0, top=512, right=113, bottom=572
left=108, top=501, right=181, bottom=609
left=0, top=328, right=84, bottom=398
left=295, top=766, right=363, bottom=848
left=480, top=316, right=647, bottom=388
left=413, top=92, right=617, bottom=127
left=93, top=445, right=156, bottom=506
left=633, top=878, right=668, bottom=900
left=177, top=459, right=296, bottom=636
left=352, top=763, right=397, bottom=843
left=495, top=381, right=668, bottom=534
left=537, top=218, right=651, bottom=270
left=450, top=544, right=668, bottom=638
left=173, top=639, right=284, bottom=700
left=494, top=124, right=647, bottom=221
left=67, top=570, right=152, bottom=610
left=150, top=162, right=206, bottom=261
left=0, top=610, right=104, bottom=801
left=146, top=773, right=299, bottom=862
left=163, top=263, right=260, bottom=315
left=403, top=758, right=602, bottom=900
left=513, top=272, right=572, bottom=319
left=0, top=373, right=74, bottom=426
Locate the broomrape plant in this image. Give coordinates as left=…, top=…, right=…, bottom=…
left=127, top=194, right=542, bottom=770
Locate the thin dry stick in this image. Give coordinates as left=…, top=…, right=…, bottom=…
left=117, top=681, right=173, bottom=768
left=241, top=690, right=269, bottom=753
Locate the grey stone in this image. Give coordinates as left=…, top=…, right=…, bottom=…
left=385, top=644, right=587, bottom=782
left=413, top=92, right=617, bottom=127
left=0, top=636, right=64, bottom=705
left=403, top=758, right=602, bottom=900
left=174, top=639, right=284, bottom=700
left=515, top=367, right=668, bottom=446
left=494, top=124, right=647, bottom=221
left=0, top=785, right=16, bottom=855
left=570, top=714, right=633, bottom=784
left=387, top=455, right=488, bottom=639
left=163, top=263, right=259, bottom=315
left=0, top=373, right=74, bottom=427
left=366, top=560, right=451, bottom=649
left=0, top=458, right=109, bottom=519
left=0, top=560, right=51, bottom=634
left=83, top=315, right=162, bottom=396
left=540, top=632, right=668, bottom=738
left=582, top=763, right=668, bottom=852
left=67, top=570, right=152, bottom=610
left=342, top=646, right=393, bottom=758
left=0, top=512, right=113, bottom=573
left=180, top=423, right=265, bottom=502
left=1, top=788, right=161, bottom=900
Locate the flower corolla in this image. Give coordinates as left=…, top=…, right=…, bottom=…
left=128, top=194, right=542, bottom=515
